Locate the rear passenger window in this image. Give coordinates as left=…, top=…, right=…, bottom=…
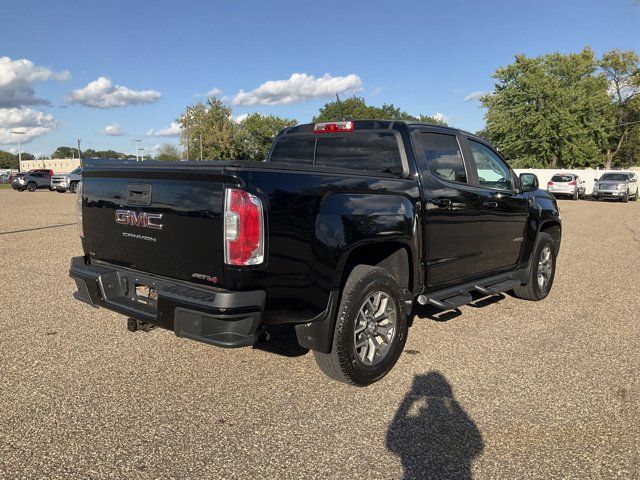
left=421, top=133, right=467, bottom=183
left=270, top=135, right=315, bottom=165
left=270, top=131, right=403, bottom=174
left=315, top=132, right=402, bottom=173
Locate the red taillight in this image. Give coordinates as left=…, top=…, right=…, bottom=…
left=568, top=181, right=576, bottom=186
left=547, top=181, right=554, bottom=186
left=224, top=188, right=264, bottom=266
left=313, top=121, right=354, bottom=133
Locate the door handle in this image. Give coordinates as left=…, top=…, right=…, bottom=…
left=483, top=201, right=498, bottom=208
left=432, top=198, right=452, bottom=208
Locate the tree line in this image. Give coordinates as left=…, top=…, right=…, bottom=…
left=480, top=48, right=639, bottom=169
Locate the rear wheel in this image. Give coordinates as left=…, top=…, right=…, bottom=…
left=512, top=232, right=556, bottom=301
left=27, top=182, right=37, bottom=192
left=313, top=265, right=408, bottom=386
left=56, top=189, right=66, bottom=193
left=572, top=189, right=578, bottom=200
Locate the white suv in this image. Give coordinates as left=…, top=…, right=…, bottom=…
left=547, top=173, right=586, bottom=200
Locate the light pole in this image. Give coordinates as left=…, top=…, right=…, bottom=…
left=11, top=130, right=25, bottom=172
left=138, top=147, right=146, bottom=161
left=134, top=139, right=142, bottom=161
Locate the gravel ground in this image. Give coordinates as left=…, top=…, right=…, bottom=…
left=0, top=189, right=638, bottom=479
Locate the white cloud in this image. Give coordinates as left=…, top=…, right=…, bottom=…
left=432, top=112, right=447, bottom=123
left=194, top=87, right=223, bottom=99
left=0, top=56, right=70, bottom=107
left=232, top=113, right=249, bottom=123
left=0, top=107, right=60, bottom=144
left=67, top=76, right=161, bottom=108
left=99, top=122, right=126, bottom=136
left=146, top=121, right=180, bottom=137
left=464, top=91, right=487, bottom=102
left=232, top=73, right=362, bottom=106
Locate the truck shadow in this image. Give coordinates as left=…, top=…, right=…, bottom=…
left=386, top=371, right=484, bottom=480
left=253, top=324, right=310, bottom=357
left=411, top=293, right=506, bottom=323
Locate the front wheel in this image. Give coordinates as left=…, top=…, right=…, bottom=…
left=623, top=191, right=629, bottom=203
left=512, top=232, right=557, bottom=301
left=313, top=265, right=408, bottom=386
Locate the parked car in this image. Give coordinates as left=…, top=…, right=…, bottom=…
left=51, top=167, right=82, bottom=193
left=546, top=173, right=586, bottom=200
left=593, top=172, right=639, bottom=202
left=12, top=171, right=53, bottom=192
left=70, top=120, right=561, bottom=385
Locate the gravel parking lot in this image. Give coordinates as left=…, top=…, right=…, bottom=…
left=0, top=189, right=638, bottom=479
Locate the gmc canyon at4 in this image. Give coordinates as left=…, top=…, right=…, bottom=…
left=70, top=120, right=561, bottom=385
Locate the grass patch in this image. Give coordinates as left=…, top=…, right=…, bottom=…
left=0, top=184, right=12, bottom=190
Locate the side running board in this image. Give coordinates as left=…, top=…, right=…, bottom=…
left=417, top=270, right=527, bottom=311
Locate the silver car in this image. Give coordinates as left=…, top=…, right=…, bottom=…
left=546, top=173, right=586, bottom=200
left=51, top=167, right=82, bottom=193
left=593, top=172, right=639, bottom=202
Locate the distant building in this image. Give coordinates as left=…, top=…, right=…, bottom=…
left=20, top=158, right=81, bottom=173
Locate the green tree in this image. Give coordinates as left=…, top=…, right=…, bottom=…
left=51, top=146, right=78, bottom=158
left=155, top=144, right=181, bottom=161
left=178, top=98, right=240, bottom=160
left=237, top=113, right=297, bottom=160
left=599, top=50, right=640, bottom=168
left=0, top=150, right=18, bottom=169
left=313, top=96, right=447, bottom=125
left=480, top=48, right=614, bottom=168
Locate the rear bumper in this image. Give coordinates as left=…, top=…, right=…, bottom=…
left=69, top=257, right=265, bottom=348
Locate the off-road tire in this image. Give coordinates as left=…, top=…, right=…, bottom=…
left=313, top=265, right=408, bottom=386
left=512, top=232, right=557, bottom=301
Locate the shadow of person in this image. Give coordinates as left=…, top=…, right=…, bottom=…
left=386, top=372, right=484, bottom=480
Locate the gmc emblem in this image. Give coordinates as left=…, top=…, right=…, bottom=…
left=115, top=210, right=163, bottom=230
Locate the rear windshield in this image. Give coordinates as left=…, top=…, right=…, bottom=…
left=551, top=175, right=573, bottom=182
left=600, top=173, right=629, bottom=181
left=270, top=131, right=403, bottom=174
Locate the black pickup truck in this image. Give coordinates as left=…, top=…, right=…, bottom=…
left=70, top=120, right=561, bottom=385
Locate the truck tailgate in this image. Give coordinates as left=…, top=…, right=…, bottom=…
left=81, top=165, right=230, bottom=283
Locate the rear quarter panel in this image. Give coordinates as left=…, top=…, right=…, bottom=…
left=225, top=167, right=421, bottom=324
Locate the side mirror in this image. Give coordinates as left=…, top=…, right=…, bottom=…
left=519, top=173, right=539, bottom=192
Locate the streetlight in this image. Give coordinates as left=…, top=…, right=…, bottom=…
left=138, top=147, right=146, bottom=161
left=11, top=130, right=25, bottom=172
left=134, top=139, right=142, bottom=161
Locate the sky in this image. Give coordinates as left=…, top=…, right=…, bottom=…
left=0, top=0, right=639, bottom=158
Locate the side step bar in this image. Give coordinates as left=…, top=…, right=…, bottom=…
left=417, top=270, right=527, bottom=311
